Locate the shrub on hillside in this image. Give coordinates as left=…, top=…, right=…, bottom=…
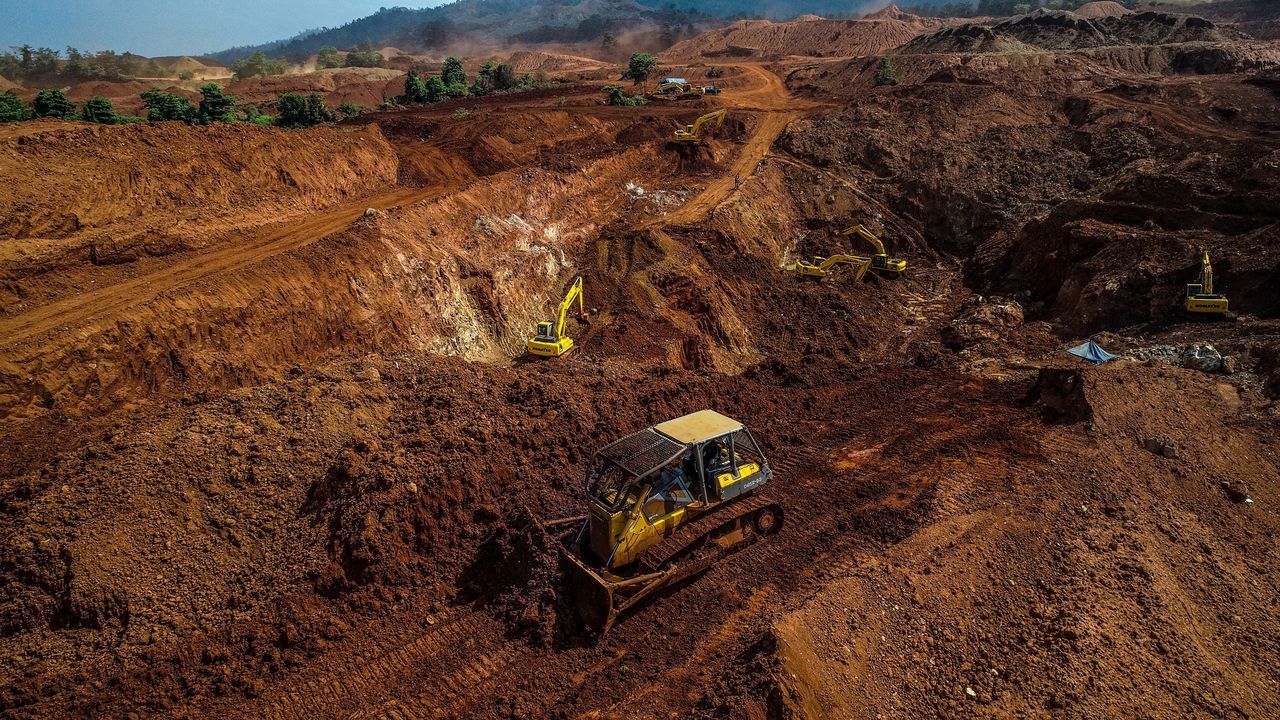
left=316, top=46, right=343, bottom=70
left=33, top=88, right=76, bottom=118
left=140, top=88, right=195, bottom=122
left=232, top=51, right=288, bottom=80
left=276, top=92, right=333, bottom=128
left=0, top=91, right=31, bottom=122
left=197, top=83, right=236, bottom=123
left=81, top=96, right=120, bottom=124
left=344, top=44, right=384, bottom=69
left=874, top=57, right=900, bottom=87
left=603, top=85, right=644, bottom=106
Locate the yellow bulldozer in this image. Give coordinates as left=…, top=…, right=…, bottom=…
left=1185, top=250, right=1228, bottom=315
left=527, top=276, right=585, bottom=357
left=557, top=410, right=782, bottom=634
left=674, top=109, right=726, bottom=144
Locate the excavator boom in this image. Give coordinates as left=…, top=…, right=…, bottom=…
left=793, top=254, right=871, bottom=280
left=1185, top=250, right=1228, bottom=314
left=674, top=109, right=726, bottom=144
left=839, top=224, right=906, bottom=275
left=528, top=276, right=586, bottom=357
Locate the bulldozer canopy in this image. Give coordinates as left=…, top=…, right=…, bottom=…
left=653, top=410, right=743, bottom=445
left=597, top=428, right=686, bottom=479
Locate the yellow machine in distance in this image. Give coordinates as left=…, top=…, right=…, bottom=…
left=1185, top=250, right=1228, bottom=315
left=527, top=276, right=585, bottom=357
left=793, top=254, right=872, bottom=280
left=654, top=81, right=704, bottom=99
left=674, top=109, right=726, bottom=144
left=842, top=224, right=907, bottom=275
left=559, top=410, right=782, bottom=634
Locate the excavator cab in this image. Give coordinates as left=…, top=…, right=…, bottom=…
left=562, top=410, right=780, bottom=633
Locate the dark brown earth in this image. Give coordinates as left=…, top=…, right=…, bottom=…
left=2, top=8, right=1280, bottom=719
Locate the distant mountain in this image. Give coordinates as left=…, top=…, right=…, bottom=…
left=210, top=0, right=894, bottom=63
left=210, top=0, right=712, bottom=63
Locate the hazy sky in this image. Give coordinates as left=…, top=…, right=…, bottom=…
left=0, top=0, right=442, bottom=57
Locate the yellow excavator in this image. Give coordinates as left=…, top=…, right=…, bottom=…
left=527, top=276, right=585, bottom=357
left=841, top=224, right=907, bottom=276
left=1185, top=249, right=1228, bottom=315
left=792, top=253, right=873, bottom=280
left=674, top=109, right=726, bottom=144
left=556, top=410, right=782, bottom=634
left=653, top=81, right=704, bottom=100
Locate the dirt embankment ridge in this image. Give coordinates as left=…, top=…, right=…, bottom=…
left=903, top=9, right=1246, bottom=54
left=662, top=5, right=947, bottom=61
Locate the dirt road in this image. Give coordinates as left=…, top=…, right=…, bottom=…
left=0, top=184, right=457, bottom=354
left=643, top=64, right=818, bottom=228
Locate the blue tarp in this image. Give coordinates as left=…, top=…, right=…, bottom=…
left=1066, top=340, right=1116, bottom=365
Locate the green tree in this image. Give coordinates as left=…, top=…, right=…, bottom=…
left=442, top=56, right=466, bottom=87
left=343, top=44, right=384, bottom=68
left=337, top=101, right=362, bottom=118
left=316, top=46, right=343, bottom=70
left=276, top=92, right=333, bottom=128
left=403, top=68, right=431, bottom=103
left=81, top=96, right=120, bottom=124
left=625, top=53, right=658, bottom=85
left=470, top=74, right=493, bottom=97
left=141, top=88, right=195, bottom=122
left=874, top=56, right=899, bottom=87
left=232, top=51, right=287, bottom=80
left=425, top=76, right=446, bottom=102
left=487, top=62, right=516, bottom=91
left=33, top=88, right=76, bottom=118
left=177, top=70, right=194, bottom=81
left=0, top=91, right=32, bottom=122
left=603, top=85, right=644, bottom=106
left=197, top=83, right=236, bottom=123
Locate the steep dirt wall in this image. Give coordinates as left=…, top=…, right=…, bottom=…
left=0, top=122, right=399, bottom=242
left=0, top=143, right=663, bottom=422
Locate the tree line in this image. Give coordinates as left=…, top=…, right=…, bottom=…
left=1, top=46, right=170, bottom=84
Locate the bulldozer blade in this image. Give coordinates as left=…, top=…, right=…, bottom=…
left=559, top=547, right=619, bottom=634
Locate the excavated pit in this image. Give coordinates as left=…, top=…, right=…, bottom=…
left=2, top=19, right=1280, bottom=719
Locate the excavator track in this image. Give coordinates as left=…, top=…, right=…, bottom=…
left=640, top=494, right=781, bottom=573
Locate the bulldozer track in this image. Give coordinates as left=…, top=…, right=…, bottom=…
left=248, top=611, right=495, bottom=720
left=640, top=494, right=778, bottom=572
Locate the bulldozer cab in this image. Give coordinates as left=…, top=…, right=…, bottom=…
left=583, top=411, right=770, bottom=568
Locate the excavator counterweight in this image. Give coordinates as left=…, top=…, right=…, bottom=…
left=527, top=276, right=586, bottom=357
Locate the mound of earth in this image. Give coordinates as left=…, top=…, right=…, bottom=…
left=229, top=68, right=406, bottom=108
left=1075, top=1, right=1132, bottom=18
left=902, top=10, right=1245, bottom=53
left=663, top=7, right=945, bottom=61
left=503, top=50, right=608, bottom=74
